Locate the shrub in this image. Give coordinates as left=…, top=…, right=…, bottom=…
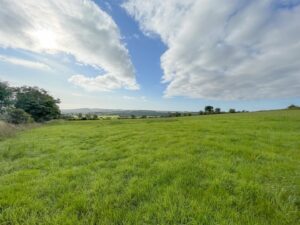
left=6, top=108, right=33, bottom=124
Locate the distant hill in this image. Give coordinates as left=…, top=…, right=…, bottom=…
left=61, top=108, right=195, bottom=117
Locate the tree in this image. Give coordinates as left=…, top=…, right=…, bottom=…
left=86, top=114, right=92, bottom=120
left=0, top=81, right=13, bottom=112
left=205, top=106, right=214, bottom=114
left=6, top=108, right=33, bottom=124
left=93, top=114, right=98, bottom=120
left=287, top=104, right=299, bottom=109
left=199, top=111, right=204, bottom=115
left=229, top=108, right=236, bottom=113
left=15, top=86, right=60, bottom=122
left=215, top=108, right=221, bottom=114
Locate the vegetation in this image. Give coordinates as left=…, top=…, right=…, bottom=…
left=0, top=110, right=299, bottom=225
left=0, top=81, right=13, bottom=112
left=5, top=108, right=33, bottom=124
left=0, top=81, right=60, bottom=123
left=287, top=104, right=300, bottom=110
left=229, top=108, right=236, bottom=113
left=15, top=86, right=60, bottom=122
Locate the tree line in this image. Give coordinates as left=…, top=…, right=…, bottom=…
left=0, top=81, right=60, bottom=124
left=198, top=106, right=247, bottom=115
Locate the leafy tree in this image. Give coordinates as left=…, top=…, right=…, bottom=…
left=215, top=108, right=221, bottom=114
left=6, top=108, right=33, bottom=124
left=174, top=112, right=181, bottom=117
left=199, top=111, right=204, bottom=115
left=287, top=104, right=299, bottom=109
left=0, top=81, right=13, bottom=112
left=15, top=86, right=60, bottom=122
left=93, top=114, right=98, bottom=120
left=86, top=114, right=92, bottom=120
left=205, top=106, right=214, bottom=113
left=131, top=115, right=136, bottom=119
left=229, top=108, right=236, bottom=113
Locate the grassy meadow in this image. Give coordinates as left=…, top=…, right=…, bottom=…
left=0, top=110, right=299, bottom=225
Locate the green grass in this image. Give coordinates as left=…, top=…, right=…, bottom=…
left=0, top=110, right=299, bottom=225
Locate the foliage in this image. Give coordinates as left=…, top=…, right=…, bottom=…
left=287, top=104, right=300, bottom=109
left=215, top=108, right=221, bottom=114
left=0, top=81, right=13, bottom=112
left=15, top=86, right=60, bottom=122
left=229, top=108, right=236, bottom=113
left=0, top=110, right=299, bottom=225
left=205, top=105, right=214, bottom=113
left=5, top=108, right=33, bottom=124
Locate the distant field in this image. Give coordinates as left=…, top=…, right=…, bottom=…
left=0, top=110, right=299, bottom=225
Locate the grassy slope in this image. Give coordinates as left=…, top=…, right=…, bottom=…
left=0, top=110, right=299, bottom=225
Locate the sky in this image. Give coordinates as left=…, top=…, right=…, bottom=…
left=0, top=0, right=299, bottom=111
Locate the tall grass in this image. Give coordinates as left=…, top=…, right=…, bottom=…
left=0, top=121, right=18, bottom=140
left=0, top=121, right=38, bottom=141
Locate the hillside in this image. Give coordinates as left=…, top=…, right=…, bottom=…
left=0, top=110, right=299, bottom=225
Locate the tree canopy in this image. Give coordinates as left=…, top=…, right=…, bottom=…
left=0, top=81, right=61, bottom=123
left=15, top=86, right=61, bottom=122
left=0, top=81, right=13, bottom=112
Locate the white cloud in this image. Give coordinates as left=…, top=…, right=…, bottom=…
left=123, top=95, right=147, bottom=101
left=0, top=55, right=50, bottom=70
left=124, top=0, right=300, bottom=100
left=0, top=0, right=138, bottom=91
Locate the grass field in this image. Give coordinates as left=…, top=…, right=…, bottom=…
left=0, top=110, right=299, bottom=225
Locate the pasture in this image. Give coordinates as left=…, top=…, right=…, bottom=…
left=0, top=110, right=299, bottom=224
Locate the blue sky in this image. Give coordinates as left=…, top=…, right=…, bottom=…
left=0, top=0, right=299, bottom=111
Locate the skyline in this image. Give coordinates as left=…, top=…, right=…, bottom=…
left=0, top=0, right=300, bottom=111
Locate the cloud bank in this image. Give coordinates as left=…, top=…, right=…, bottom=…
left=0, top=0, right=138, bottom=91
left=124, top=0, right=300, bottom=100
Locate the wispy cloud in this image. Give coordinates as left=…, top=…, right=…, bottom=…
left=0, top=55, right=50, bottom=70
left=123, top=95, right=147, bottom=101
left=124, top=0, right=300, bottom=100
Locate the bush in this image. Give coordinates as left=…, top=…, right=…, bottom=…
left=6, top=108, right=33, bottom=124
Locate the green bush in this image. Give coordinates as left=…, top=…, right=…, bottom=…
left=6, top=108, right=33, bottom=124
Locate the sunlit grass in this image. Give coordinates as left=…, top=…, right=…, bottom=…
left=0, top=110, right=299, bottom=224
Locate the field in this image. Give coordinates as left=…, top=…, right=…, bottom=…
left=0, top=110, right=299, bottom=225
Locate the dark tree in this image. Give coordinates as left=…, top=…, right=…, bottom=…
left=215, top=108, right=221, bottom=114
left=0, top=81, right=13, bottom=112
left=229, top=108, right=236, bottom=113
left=287, top=104, right=299, bottom=109
left=199, top=110, right=204, bottom=115
left=15, top=86, right=60, bottom=122
left=205, top=106, right=214, bottom=114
